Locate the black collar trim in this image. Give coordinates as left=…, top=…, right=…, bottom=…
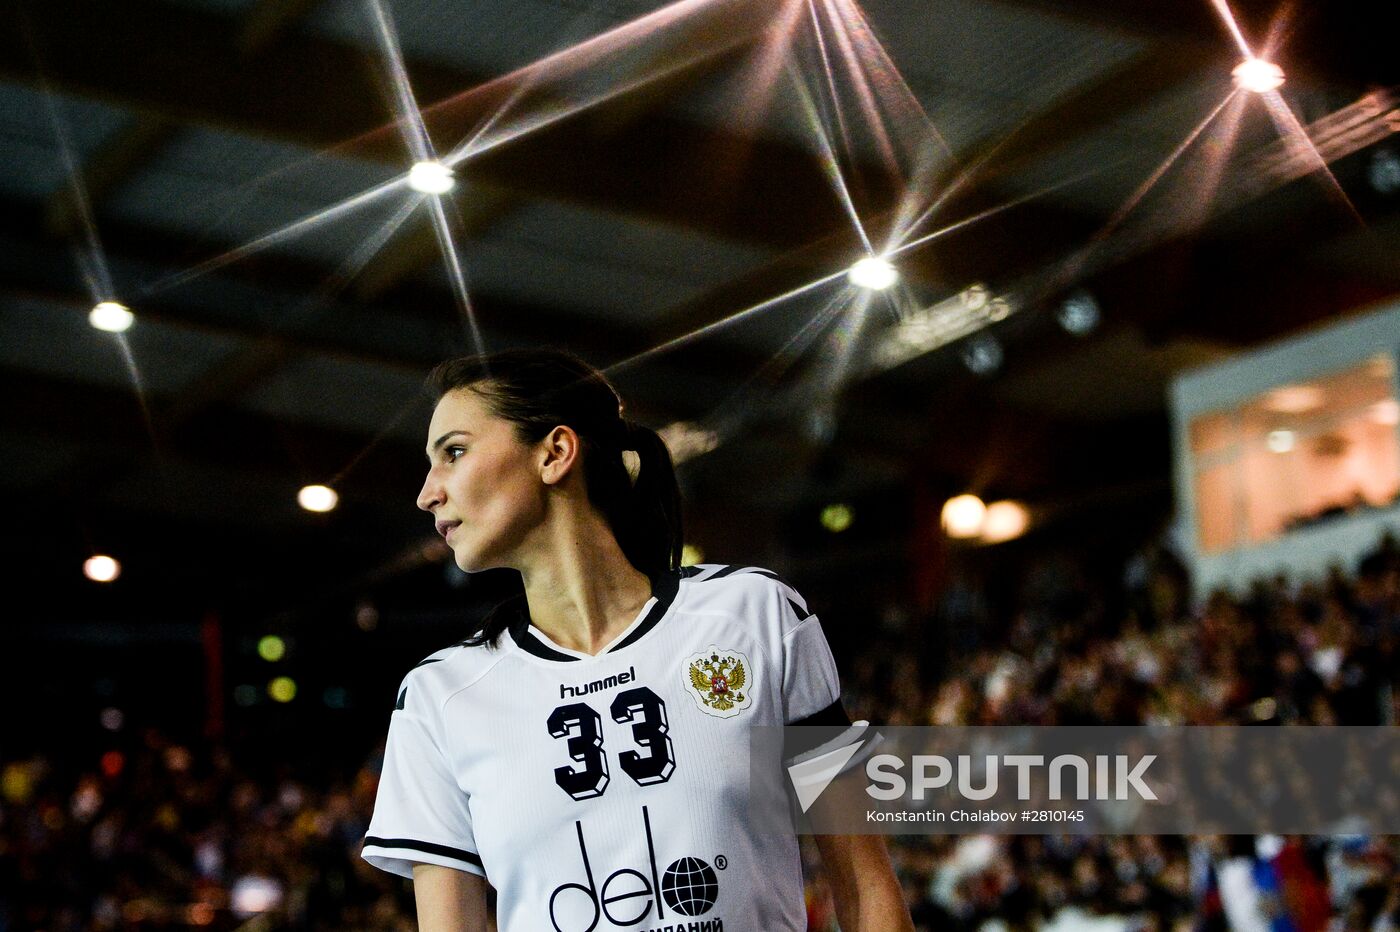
left=507, top=570, right=681, bottom=662
left=608, top=571, right=680, bottom=653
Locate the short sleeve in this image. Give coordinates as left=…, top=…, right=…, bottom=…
left=776, top=584, right=874, bottom=772
left=779, top=600, right=845, bottom=726
left=361, top=682, right=484, bottom=879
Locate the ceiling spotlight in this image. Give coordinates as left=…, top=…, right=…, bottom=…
left=89, top=301, right=134, bottom=333
left=84, top=554, right=121, bottom=583
left=1232, top=58, right=1285, bottom=93
left=962, top=335, right=1003, bottom=376
left=1057, top=291, right=1100, bottom=336
left=297, top=484, right=339, bottom=513
left=941, top=494, right=986, bottom=539
left=408, top=160, right=456, bottom=195
left=848, top=256, right=899, bottom=290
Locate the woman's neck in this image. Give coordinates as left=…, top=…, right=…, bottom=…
left=517, top=508, right=653, bottom=656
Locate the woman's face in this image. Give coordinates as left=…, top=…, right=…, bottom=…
left=416, top=388, right=547, bottom=572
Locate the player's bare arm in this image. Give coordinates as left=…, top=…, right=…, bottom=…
left=412, top=864, right=491, bottom=932
left=815, top=833, right=915, bottom=931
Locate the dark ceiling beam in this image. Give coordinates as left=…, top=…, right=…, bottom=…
left=42, top=117, right=177, bottom=238
left=966, top=44, right=1215, bottom=189
left=237, top=0, right=324, bottom=55
left=0, top=196, right=762, bottom=381
left=3, top=0, right=856, bottom=249
left=39, top=0, right=327, bottom=239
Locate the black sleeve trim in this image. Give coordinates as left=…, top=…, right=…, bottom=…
left=785, top=700, right=856, bottom=761
left=790, top=698, right=851, bottom=729
left=363, top=836, right=483, bottom=870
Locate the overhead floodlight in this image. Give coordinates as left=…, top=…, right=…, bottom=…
left=298, top=484, right=339, bottom=513
left=1232, top=58, right=1285, bottom=93
left=89, top=301, right=134, bottom=333
left=84, top=554, right=121, bottom=583
left=848, top=256, right=898, bottom=290
left=941, top=494, right=986, bottom=539
left=408, top=160, right=456, bottom=194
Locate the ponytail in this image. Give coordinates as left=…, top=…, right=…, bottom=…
left=428, top=349, right=684, bottom=647
left=619, top=420, right=683, bottom=580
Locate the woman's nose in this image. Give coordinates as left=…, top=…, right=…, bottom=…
left=417, top=473, right=442, bottom=512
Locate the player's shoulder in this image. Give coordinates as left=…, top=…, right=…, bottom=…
left=393, top=639, right=505, bottom=712
left=678, top=563, right=812, bottom=619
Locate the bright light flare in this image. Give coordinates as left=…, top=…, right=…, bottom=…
left=981, top=500, right=1030, bottom=544
left=1369, top=400, right=1400, bottom=426
left=89, top=301, right=134, bottom=333
left=1266, top=429, right=1295, bottom=453
left=84, top=554, right=121, bottom=583
left=298, top=484, right=339, bottom=513
left=1233, top=58, right=1285, bottom=94
left=408, top=160, right=456, bottom=194
left=941, top=494, right=986, bottom=539
left=848, top=256, right=898, bottom=290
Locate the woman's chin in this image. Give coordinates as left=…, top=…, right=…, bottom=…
left=451, top=545, right=507, bottom=574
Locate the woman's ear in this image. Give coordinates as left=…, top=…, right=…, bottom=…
left=538, top=425, right=581, bottom=486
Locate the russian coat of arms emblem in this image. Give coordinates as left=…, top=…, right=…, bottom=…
left=682, top=647, right=754, bottom=718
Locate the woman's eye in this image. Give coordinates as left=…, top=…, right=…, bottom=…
left=446, top=445, right=466, bottom=461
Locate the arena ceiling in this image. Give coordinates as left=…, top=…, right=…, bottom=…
left=2, top=0, right=1397, bottom=620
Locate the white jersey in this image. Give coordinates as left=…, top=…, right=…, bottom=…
left=362, top=564, right=850, bottom=932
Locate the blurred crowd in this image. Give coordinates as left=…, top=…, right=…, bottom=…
left=0, top=736, right=411, bottom=931
left=820, top=531, right=1399, bottom=932
left=2, top=533, right=1397, bottom=931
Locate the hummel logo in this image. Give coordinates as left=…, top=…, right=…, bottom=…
left=560, top=666, right=637, bottom=699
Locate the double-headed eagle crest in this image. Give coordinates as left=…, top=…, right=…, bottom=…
left=688, top=652, right=748, bottom=713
